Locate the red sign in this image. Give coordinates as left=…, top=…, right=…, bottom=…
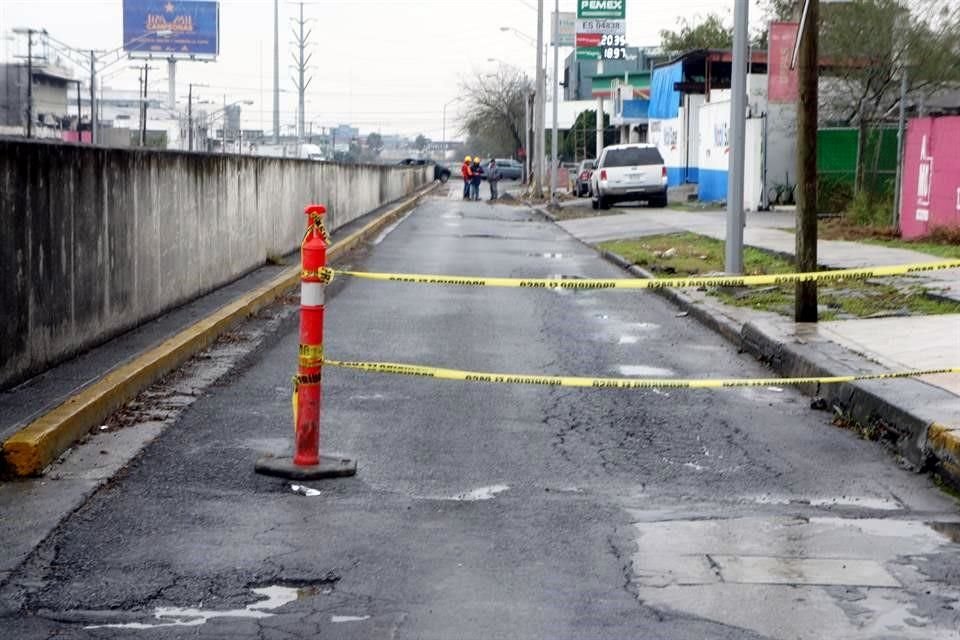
left=768, top=22, right=799, bottom=103
left=576, top=33, right=602, bottom=47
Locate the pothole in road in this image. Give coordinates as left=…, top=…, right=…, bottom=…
left=82, top=576, right=342, bottom=630
left=83, top=585, right=315, bottom=630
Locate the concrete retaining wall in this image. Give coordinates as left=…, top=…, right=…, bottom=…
left=0, top=138, right=430, bottom=389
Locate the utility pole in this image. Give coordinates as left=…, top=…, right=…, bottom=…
left=533, top=0, right=544, bottom=198
left=795, top=0, right=819, bottom=322
left=134, top=65, right=144, bottom=145
left=89, top=50, right=97, bottom=144
left=550, top=0, right=559, bottom=202
left=596, top=59, right=604, bottom=162
left=524, top=89, right=531, bottom=184
left=143, top=64, right=152, bottom=146
left=725, top=0, right=749, bottom=274
left=167, top=57, right=176, bottom=110
left=25, top=29, right=33, bottom=139
left=273, top=0, right=280, bottom=144
left=290, top=1, right=314, bottom=141
left=188, top=82, right=194, bottom=151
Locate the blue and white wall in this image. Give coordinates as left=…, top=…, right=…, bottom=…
left=650, top=115, right=685, bottom=186
left=697, top=97, right=764, bottom=209
left=697, top=99, right=730, bottom=202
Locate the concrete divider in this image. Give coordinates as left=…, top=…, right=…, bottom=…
left=1, top=181, right=436, bottom=477
left=0, top=138, right=430, bottom=389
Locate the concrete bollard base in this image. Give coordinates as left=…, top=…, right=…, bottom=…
left=255, top=454, right=357, bottom=480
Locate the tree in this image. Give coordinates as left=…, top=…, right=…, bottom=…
left=458, top=65, right=532, bottom=158
left=819, top=0, right=960, bottom=194
left=659, top=14, right=734, bottom=56
left=560, top=110, right=615, bottom=161
left=414, top=134, right=429, bottom=151
left=753, top=0, right=800, bottom=48
left=366, top=132, right=383, bottom=156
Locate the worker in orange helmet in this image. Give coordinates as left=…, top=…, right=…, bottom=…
left=461, top=155, right=474, bottom=200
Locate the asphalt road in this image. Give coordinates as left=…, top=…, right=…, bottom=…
left=2, top=185, right=960, bottom=639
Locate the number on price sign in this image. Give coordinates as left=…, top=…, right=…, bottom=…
left=601, top=46, right=627, bottom=60
left=599, top=34, right=626, bottom=47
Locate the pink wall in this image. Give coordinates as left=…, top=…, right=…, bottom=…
left=899, top=116, right=960, bottom=239
left=61, top=131, right=92, bottom=143
left=768, top=22, right=799, bottom=103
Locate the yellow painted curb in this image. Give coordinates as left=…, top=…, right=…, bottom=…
left=1, top=183, right=435, bottom=477
left=928, top=422, right=960, bottom=466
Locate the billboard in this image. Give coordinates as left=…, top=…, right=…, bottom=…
left=551, top=12, right=576, bottom=46
left=123, top=0, right=219, bottom=60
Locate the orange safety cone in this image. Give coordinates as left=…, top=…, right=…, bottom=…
left=255, top=204, right=357, bottom=480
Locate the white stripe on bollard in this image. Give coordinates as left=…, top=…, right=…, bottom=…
left=301, top=282, right=325, bottom=307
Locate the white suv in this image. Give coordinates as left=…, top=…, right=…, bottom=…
left=591, top=143, right=668, bottom=210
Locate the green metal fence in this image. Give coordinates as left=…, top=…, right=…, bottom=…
left=817, top=127, right=899, bottom=212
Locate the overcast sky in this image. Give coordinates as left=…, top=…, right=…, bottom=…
left=1, top=0, right=762, bottom=138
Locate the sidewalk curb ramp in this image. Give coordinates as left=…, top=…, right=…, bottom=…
left=1, top=182, right=437, bottom=478
left=535, top=205, right=960, bottom=488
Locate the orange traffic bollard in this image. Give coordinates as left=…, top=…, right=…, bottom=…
left=255, top=204, right=357, bottom=480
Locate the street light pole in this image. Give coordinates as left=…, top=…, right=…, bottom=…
left=442, top=97, right=457, bottom=160
left=725, top=0, right=749, bottom=274
left=550, top=0, right=559, bottom=202
left=533, top=0, right=544, bottom=198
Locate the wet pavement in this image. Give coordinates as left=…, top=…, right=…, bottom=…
left=2, top=184, right=960, bottom=638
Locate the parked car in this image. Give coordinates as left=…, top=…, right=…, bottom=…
left=398, top=158, right=450, bottom=183
left=573, top=159, right=595, bottom=197
left=490, top=158, right=522, bottom=180
left=590, top=144, right=668, bottom=210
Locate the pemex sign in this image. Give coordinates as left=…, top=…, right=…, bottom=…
left=576, top=0, right=626, bottom=60
left=577, top=0, right=625, bottom=19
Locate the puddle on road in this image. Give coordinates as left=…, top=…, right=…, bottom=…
left=618, top=336, right=640, bottom=344
left=749, top=495, right=903, bottom=510
left=331, top=615, right=371, bottom=623
left=290, top=484, right=322, bottom=497
left=84, top=585, right=315, bottom=630
left=629, top=513, right=960, bottom=639
left=371, top=210, right=415, bottom=245
left=452, top=484, right=510, bottom=501
left=617, top=365, right=675, bottom=377
left=528, top=252, right=565, bottom=259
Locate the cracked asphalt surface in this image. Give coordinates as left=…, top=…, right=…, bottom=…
left=2, top=186, right=960, bottom=638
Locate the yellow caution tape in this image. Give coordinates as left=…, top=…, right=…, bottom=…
left=299, top=344, right=324, bottom=367
left=330, top=259, right=960, bottom=290
left=324, top=359, right=960, bottom=389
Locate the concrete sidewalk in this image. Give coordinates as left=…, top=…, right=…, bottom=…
left=551, top=205, right=960, bottom=482
left=559, top=207, right=960, bottom=301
